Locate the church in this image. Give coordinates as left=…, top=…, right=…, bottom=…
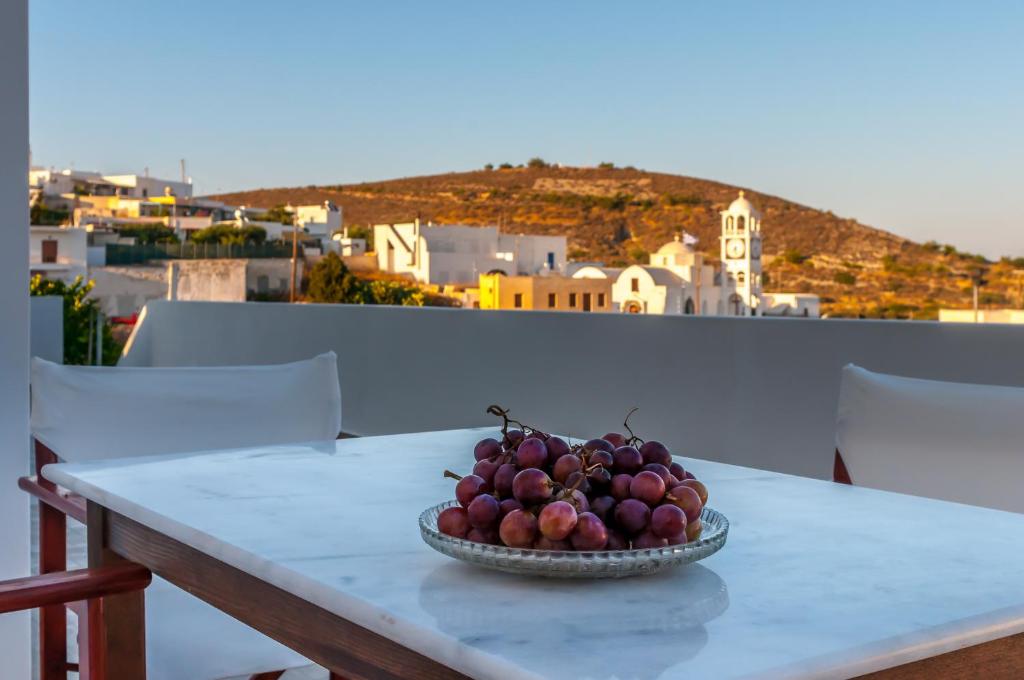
left=572, top=192, right=820, bottom=317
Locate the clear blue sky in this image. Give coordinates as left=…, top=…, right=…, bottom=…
left=30, top=0, right=1024, bottom=258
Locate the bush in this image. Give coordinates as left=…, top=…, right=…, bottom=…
left=833, top=271, right=857, bottom=285
left=498, top=162, right=514, bottom=170
left=598, top=162, right=615, bottom=169
left=662, top=193, right=702, bottom=207
left=30, top=196, right=69, bottom=226
left=190, top=223, right=267, bottom=245
left=251, top=205, right=293, bottom=225
left=483, top=163, right=494, bottom=171
left=116, top=223, right=179, bottom=244
left=307, top=253, right=426, bottom=306
left=527, top=157, right=549, bottom=169
left=30, top=275, right=120, bottom=365
left=781, top=250, right=808, bottom=265
left=629, top=247, right=648, bottom=263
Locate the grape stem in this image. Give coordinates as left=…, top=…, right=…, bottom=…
left=485, top=404, right=539, bottom=439
left=443, top=470, right=463, bottom=481
left=623, top=407, right=645, bottom=447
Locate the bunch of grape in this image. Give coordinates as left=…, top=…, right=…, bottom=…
left=437, top=409, right=709, bottom=551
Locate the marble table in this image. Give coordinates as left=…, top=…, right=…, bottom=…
left=43, top=428, right=1024, bottom=680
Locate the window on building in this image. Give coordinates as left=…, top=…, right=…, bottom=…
left=569, top=293, right=577, bottom=308
left=41, top=240, right=58, bottom=263
left=737, top=271, right=746, bottom=285
left=514, top=293, right=523, bottom=308
left=631, top=277, right=639, bottom=292
left=684, top=297, right=695, bottom=314
left=737, top=216, right=745, bottom=231
left=548, top=293, right=557, bottom=308
left=547, top=252, right=555, bottom=270
left=582, top=293, right=592, bottom=312
left=597, top=293, right=606, bottom=307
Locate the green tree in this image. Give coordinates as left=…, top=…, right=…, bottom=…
left=30, top=195, right=70, bottom=226
left=527, top=157, right=549, bottom=168
left=307, top=253, right=427, bottom=306
left=30, top=275, right=120, bottom=365
left=190, top=223, right=267, bottom=245
left=116, top=223, right=179, bottom=244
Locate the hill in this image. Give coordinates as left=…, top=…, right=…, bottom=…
left=211, top=164, right=1019, bottom=318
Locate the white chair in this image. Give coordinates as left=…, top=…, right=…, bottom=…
left=28, top=352, right=342, bottom=680
left=835, top=364, right=1024, bottom=513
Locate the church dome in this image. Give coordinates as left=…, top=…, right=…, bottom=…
left=728, top=190, right=755, bottom=214
left=656, top=234, right=692, bottom=256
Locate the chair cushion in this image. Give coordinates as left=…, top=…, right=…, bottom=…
left=836, top=364, right=1024, bottom=513
left=31, top=353, right=342, bottom=463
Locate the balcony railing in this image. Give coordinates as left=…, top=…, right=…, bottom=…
left=105, top=242, right=300, bottom=265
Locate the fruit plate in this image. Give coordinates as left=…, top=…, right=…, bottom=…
left=419, top=501, right=729, bottom=579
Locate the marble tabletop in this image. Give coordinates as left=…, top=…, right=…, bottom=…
left=43, top=428, right=1024, bottom=680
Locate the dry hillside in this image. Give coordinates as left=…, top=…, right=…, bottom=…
left=213, top=164, right=1020, bottom=318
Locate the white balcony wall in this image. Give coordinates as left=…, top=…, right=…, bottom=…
left=0, top=0, right=30, bottom=673
left=122, top=301, right=1024, bottom=481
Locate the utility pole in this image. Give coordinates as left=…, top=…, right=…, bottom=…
left=970, top=268, right=987, bottom=323
left=289, top=212, right=299, bottom=303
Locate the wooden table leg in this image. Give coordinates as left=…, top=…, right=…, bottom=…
left=87, top=502, right=147, bottom=680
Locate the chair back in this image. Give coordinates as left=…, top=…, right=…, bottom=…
left=836, top=364, right=1024, bottom=513
left=31, top=353, right=342, bottom=463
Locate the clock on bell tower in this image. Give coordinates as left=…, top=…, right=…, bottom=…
left=719, top=191, right=763, bottom=315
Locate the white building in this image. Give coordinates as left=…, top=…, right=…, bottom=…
left=296, top=201, right=342, bottom=239
left=374, top=220, right=567, bottom=285
left=29, top=226, right=88, bottom=282
left=30, top=167, right=192, bottom=201
left=589, top=192, right=819, bottom=317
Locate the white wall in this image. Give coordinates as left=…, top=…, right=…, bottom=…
left=122, top=301, right=1024, bottom=482
left=0, top=0, right=30, bottom=672
left=30, top=297, right=64, bottom=364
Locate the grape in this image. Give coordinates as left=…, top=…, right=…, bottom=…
left=630, top=471, right=666, bottom=506
left=498, top=498, right=523, bottom=519
left=474, top=437, right=501, bottom=462
left=438, top=507, right=470, bottom=538
left=640, top=440, right=672, bottom=467
left=589, top=495, right=616, bottom=524
left=666, top=484, right=703, bottom=523
left=494, top=463, right=517, bottom=498
left=499, top=509, right=537, bottom=548
left=552, top=454, right=582, bottom=483
left=605, top=530, right=629, bottom=550
left=516, top=437, right=548, bottom=469
left=512, top=468, right=554, bottom=504
left=684, top=471, right=696, bottom=480
left=588, top=450, right=614, bottom=469
left=472, top=458, right=499, bottom=486
left=455, top=474, right=489, bottom=507
left=503, top=429, right=525, bottom=448
left=614, top=498, right=651, bottom=535
left=685, top=518, right=703, bottom=542
left=538, top=501, right=578, bottom=540
left=467, top=494, right=500, bottom=529
left=570, top=512, right=608, bottom=550
left=535, top=536, right=571, bottom=551
left=602, top=432, right=627, bottom=448
left=467, top=527, right=500, bottom=545
left=634, top=530, right=669, bottom=549
left=669, top=461, right=686, bottom=480
left=641, top=463, right=673, bottom=487
left=561, top=488, right=590, bottom=513
left=583, top=438, right=615, bottom=454
left=586, top=465, right=611, bottom=493
left=546, top=436, right=571, bottom=465
left=678, top=479, right=709, bottom=506
left=650, top=504, right=687, bottom=539
left=564, top=470, right=591, bottom=495
left=610, top=474, right=633, bottom=501
left=664, top=528, right=687, bottom=546
left=612, top=446, right=643, bottom=474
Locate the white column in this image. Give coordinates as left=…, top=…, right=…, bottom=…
left=0, top=0, right=30, bottom=673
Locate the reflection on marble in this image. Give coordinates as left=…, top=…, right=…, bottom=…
left=43, top=428, right=1024, bottom=680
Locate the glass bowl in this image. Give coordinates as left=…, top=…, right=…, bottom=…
left=419, top=500, right=728, bottom=578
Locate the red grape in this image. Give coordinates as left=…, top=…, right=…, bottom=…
left=535, top=536, right=571, bottom=550
left=516, top=437, right=548, bottom=469
left=650, top=504, right=687, bottom=539
left=666, top=484, right=703, bottom=523
left=499, top=509, right=537, bottom=548
left=685, top=518, right=703, bottom=541
left=438, top=507, right=470, bottom=538
left=588, top=450, right=614, bottom=469
left=503, top=429, right=525, bottom=448
left=610, top=474, right=633, bottom=501
left=641, top=463, right=672, bottom=487
left=455, top=474, right=488, bottom=507
left=586, top=465, right=611, bottom=493
left=634, top=530, right=668, bottom=549
left=602, top=432, right=627, bottom=448
left=589, top=495, right=616, bottom=524
left=570, top=512, right=608, bottom=550
left=614, top=498, right=651, bottom=535
left=498, top=498, right=523, bottom=519
left=474, top=437, right=501, bottom=462
left=546, top=436, right=571, bottom=465
left=640, top=440, right=672, bottom=467
left=664, top=528, right=687, bottom=546
left=553, top=454, right=582, bottom=483
left=494, top=463, right=517, bottom=498
left=512, top=468, right=554, bottom=504
left=467, top=494, right=500, bottom=529
left=584, top=438, right=615, bottom=454
left=467, top=527, right=500, bottom=545
left=538, top=501, right=578, bottom=540
left=684, top=470, right=696, bottom=480
left=612, top=446, right=643, bottom=474
left=679, top=479, right=709, bottom=506
left=630, top=471, right=666, bottom=506
left=472, top=458, right=500, bottom=486
left=669, top=461, right=686, bottom=480
left=564, top=470, right=591, bottom=495
left=560, top=488, right=590, bottom=513
left=605, top=529, right=629, bottom=550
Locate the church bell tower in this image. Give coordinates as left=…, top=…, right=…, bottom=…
left=719, top=191, right=763, bottom=315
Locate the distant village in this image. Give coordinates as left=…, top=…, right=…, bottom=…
left=29, top=163, right=822, bottom=327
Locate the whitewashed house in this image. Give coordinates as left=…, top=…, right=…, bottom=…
left=374, top=220, right=566, bottom=285
left=296, top=201, right=342, bottom=239
left=29, top=226, right=88, bottom=282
